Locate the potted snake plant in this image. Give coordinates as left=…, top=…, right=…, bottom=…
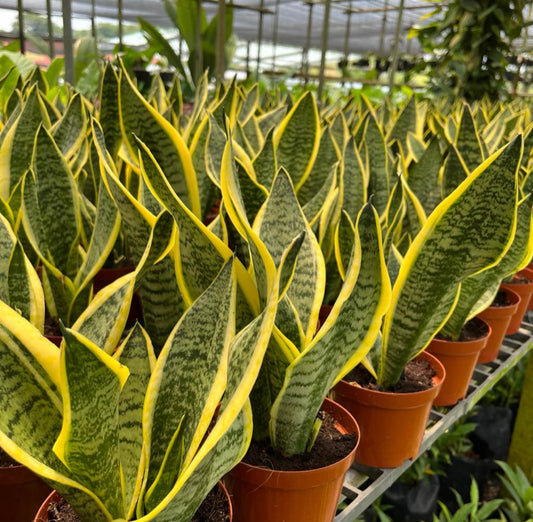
left=219, top=133, right=390, bottom=522
left=0, top=196, right=289, bottom=522
left=332, top=135, right=523, bottom=468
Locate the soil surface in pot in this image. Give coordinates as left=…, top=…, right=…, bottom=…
left=44, top=316, right=61, bottom=338
left=435, top=317, right=489, bottom=342
left=344, top=359, right=436, bottom=393
left=42, top=487, right=231, bottom=522
left=491, top=291, right=511, bottom=307
left=0, top=447, right=19, bottom=467
left=242, top=410, right=357, bottom=471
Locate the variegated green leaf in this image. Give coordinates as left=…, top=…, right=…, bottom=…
left=255, top=168, right=325, bottom=345
left=443, top=193, right=533, bottom=339
left=52, top=93, right=87, bottom=161
left=341, top=137, right=367, bottom=222
left=119, top=65, right=200, bottom=216
left=297, top=128, right=339, bottom=206
left=407, top=137, right=443, bottom=215
left=380, top=137, right=522, bottom=388
left=0, top=86, right=46, bottom=199
left=302, top=163, right=338, bottom=226
left=98, top=63, right=122, bottom=161
left=54, top=327, right=128, bottom=518
left=441, top=144, right=469, bottom=199
left=365, top=108, right=390, bottom=215
left=257, top=106, right=286, bottom=136
left=0, top=211, right=15, bottom=298
left=114, top=324, right=155, bottom=519
left=24, top=127, right=80, bottom=277
left=334, top=211, right=355, bottom=279
left=455, top=104, right=484, bottom=172
left=143, top=260, right=236, bottom=492
left=387, top=96, right=416, bottom=151
left=204, top=114, right=226, bottom=187
left=270, top=203, right=391, bottom=455
left=253, top=127, right=277, bottom=190
left=274, top=92, right=320, bottom=191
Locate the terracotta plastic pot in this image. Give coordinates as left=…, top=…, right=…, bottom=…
left=93, top=266, right=143, bottom=325
left=35, top=482, right=233, bottom=521
left=426, top=318, right=490, bottom=406
left=518, top=267, right=533, bottom=311
left=477, top=288, right=520, bottom=363
left=331, top=351, right=445, bottom=468
left=225, top=398, right=359, bottom=522
left=500, top=275, right=533, bottom=334
left=1, top=464, right=52, bottom=522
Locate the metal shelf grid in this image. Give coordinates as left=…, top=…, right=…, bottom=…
left=334, top=319, right=533, bottom=522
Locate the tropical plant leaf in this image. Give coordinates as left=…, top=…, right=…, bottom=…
left=341, top=137, right=367, bottom=222
left=52, top=93, right=87, bottom=162
left=379, top=137, right=522, bottom=388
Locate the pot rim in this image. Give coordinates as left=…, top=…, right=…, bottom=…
left=428, top=318, right=491, bottom=356
left=232, top=398, right=360, bottom=484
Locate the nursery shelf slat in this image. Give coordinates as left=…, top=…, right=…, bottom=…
left=334, top=319, right=533, bottom=522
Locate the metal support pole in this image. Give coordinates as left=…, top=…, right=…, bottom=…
left=302, top=3, right=314, bottom=86
left=388, top=0, right=405, bottom=93
left=255, top=0, right=264, bottom=81
left=91, top=0, right=97, bottom=39
left=342, top=0, right=352, bottom=86
left=378, top=0, right=389, bottom=56
left=272, top=0, right=281, bottom=74
left=62, top=0, right=75, bottom=84
left=46, top=0, right=54, bottom=58
left=317, top=0, right=332, bottom=102
left=17, top=0, right=25, bottom=54
left=194, top=0, right=203, bottom=83
left=245, top=41, right=251, bottom=78
left=216, top=0, right=227, bottom=83
left=118, top=0, right=123, bottom=51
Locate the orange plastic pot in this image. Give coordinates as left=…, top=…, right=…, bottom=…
left=477, top=288, right=520, bottom=363
left=426, top=318, right=490, bottom=406
left=1, top=464, right=52, bottom=522
left=331, top=351, right=445, bottom=468
left=35, top=483, right=233, bottom=521
left=500, top=275, right=533, bottom=334
left=225, top=398, right=359, bottom=522
left=518, top=267, right=533, bottom=311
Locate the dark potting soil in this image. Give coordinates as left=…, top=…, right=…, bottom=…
left=243, top=411, right=357, bottom=471
left=344, top=359, right=436, bottom=393
left=0, top=447, right=19, bottom=467
left=44, top=316, right=61, bottom=337
left=491, top=291, right=511, bottom=307
left=43, top=487, right=230, bottom=522
left=436, top=317, right=489, bottom=342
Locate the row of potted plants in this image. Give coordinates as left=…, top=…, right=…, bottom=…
left=0, top=64, right=531, bottom=522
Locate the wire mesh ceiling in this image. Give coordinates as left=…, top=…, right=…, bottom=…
left=0, top=0, right=438, bottom=56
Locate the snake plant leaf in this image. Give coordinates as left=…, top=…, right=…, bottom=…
left=253, top=127, right=277, bottom=190
left=387, top=96, right=417, bottom=152
left=204, top=114, right=226, bottom=187
left=400, top=173, right=427, bottom=240
left=242, top=117, right=262, bottom=156
left=329, top=113, right=349, bottom=151
left=383, top=177, right=406, bottom=264
left=52, top=93, right=87, bottom=162
left=365, top=107, right=390, bottom=216
left=270, top=203, right=391, bottom=455
left=113, top=324, right=155, bottom=519
left=143, top=259, right=235, bottom=491
left=73, top=176, right=121, bottom=293
left=274, top=92, right=320, bottom=191
left=54, top=327, right=128, bottom=519
left=189, top=117, right=217, bottom=219
left=407, top=137, right=443, bottom=215
left=119, top=65, right=200, bottom=217
left=379, top=136, right=523, bottom=388
left=456, top=104, right=484, bottom=172
left=24, top=127, right=80, bottom=277
left=236, top=160, right=268, bottom=223
left=342, top=137, right=367, bottom=223
left=212, top=79, right=239, bottom=129
left=98, top=63, right=122, bottom=162
left=257, top=106, right=286, bottom=137
left=0, top=85, right=47, bottom=200
left=8, top=241, right=44, bottom=329
left=302, top=163, right=338, bottom=226
left=406, top=133, right=426, bottom=163
left=297, top=129, right=340, bottom=206
left=182, top=71, right=209, bottom=143
left=442, top=194, right=533, bottom=339
left=239, top=84, right=259, bottom=125
left=254, top=168, right=325, bottom=345
left=139, top=175, right=163, bottom=217
left=334, top=211, right=355, bottom=280
left=441, top=144, right=469, bottom=199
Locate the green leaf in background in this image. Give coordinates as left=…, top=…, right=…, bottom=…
left=441, top=143, right=469, bottom=199
left=455, top=103, right=484, bottom=172
left=341, top=137, right=367, bottom=222
left=52, top=93, right=87, bottom=162
left=274, top=92, right=320, bottom=191
left=379, top=136, right=522, bottom=388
